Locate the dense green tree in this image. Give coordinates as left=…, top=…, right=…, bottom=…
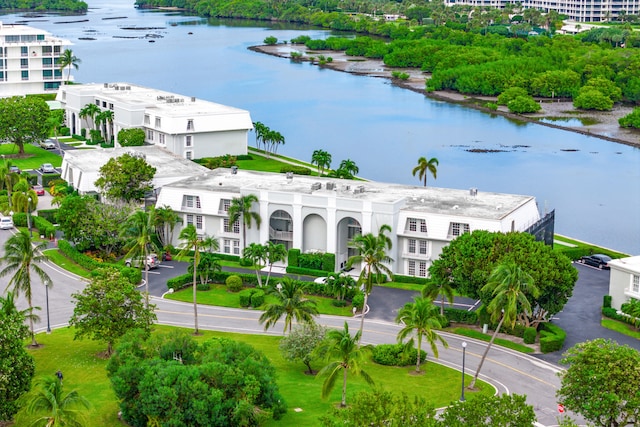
left=497, top=86, right=529, bottom=105
left=469, top=262, right=538, bottom=389
left=316, top=321, right=374, bottom=407
left=15, top=376, right=90, bottom=426
left=438, top=393, right=536, bottom=426
left=347, top=224, right=393, bottom=341
left=79, top=103, right=99, bottom=133
left=0, top=293, right=35, bottom=421
left=259, top=277, right=318, bottom=333
left=96, top=109, right=114, bottom=142
left=177, top=224, right=204, bottom=334
left=412, top=156, right=439, bottom=187
left=619, top=107, right=640, bottom=128
left=117, top=127, right=145, bottom=147
left=0, top=230, right=51, bottom=346
left=422, top=277, right=455, bottom=315
left=557, top=339, right=640, bottom=427
left=334, top=159, right=359, bottom=179
left=94, top=153, right=156, bottom=203
left=429, top=230, right=577, bottom=327
left=311, top=149, right=332, bottom=175
left=325, top=272, right=356, bottom=301
left=69, top=268, right=156, bottom=355
left=227, top=194, right=261, bottom=250
left=395, top=296, right=448, bottom=373
left=0, top=96, right=50, bottom=155
left=187, top=252, right=221, bottom=284
left=279, top=322, right=327, bottom=374
left=252, top=121, right=268, bottom=150
left=573, top=87, right=615, bottom=111
left=507, top=95, right=541, bottom=113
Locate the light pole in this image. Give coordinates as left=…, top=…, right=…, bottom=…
left=27, top=196, right=32, bottom=237
left=45, top=279, right=51, bottom=334
left=460, top=341, right=467, bottom=401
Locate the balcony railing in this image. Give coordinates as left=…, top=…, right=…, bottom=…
left=269, top=226, right=292, bottom=241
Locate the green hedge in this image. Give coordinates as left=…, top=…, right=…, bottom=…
left=322, top=252, right=335, bottom=272
left=279, top=166, right=311, bottom=175
left=352, top=291, right=364, bottom=310
left=523, top=327, right=537, bottom=344
left=286, top=265, right=328, bottom=277
left=372, top=343, right=427, bottom=367
left=41, top=174, right=62, bottom=187
left=392, top=274, right=429, bottom=285
left=13, top=212, right=27, bottom=227
left=539, top=323, right=566, bottom=353
left=37, top=209, right=58, bottom=224
left=443, top=307, right=478, bottom=325
left=167, top=273, right=192, bottom=291
left=33, top=216, right=56, bottom=239
left=239, top=288, right=265, bottom=308
left=603, top=295, right=612, bottom=308
left=226, top=275, right=244, bottom=292
left=602, top=306, right=638, bottom=328
left=57, top=240, right=141, bottom=285
left=287, top=248, right=300, bottom=268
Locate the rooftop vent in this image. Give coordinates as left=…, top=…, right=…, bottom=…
left=286, top=172, right=293, bottom=180
left=470, top=187, right=478, bottom=197
left=452, top=205, right=459, bottom=210
left=326, top=182, right=335, bottom=190
left=104, top=83, right=108, bottom=88
left=353, top=185, right=365, bottom=194
left=231, top=166, right=238, bottom=175
left=191, top=96, right=196, bottom=102
left=311, top=182, right=322, bottom=191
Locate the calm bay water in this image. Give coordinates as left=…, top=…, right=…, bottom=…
left=3, top=1, right=639, bottom=254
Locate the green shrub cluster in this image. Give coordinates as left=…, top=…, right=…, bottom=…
left=57, top=240, right=141, bottom=285
left=33, top=215, right=56, bottom=239
left=285, top=265, right=328, bottom=277
left=72, top=134, right=86, bottom=141
left=351, top=291, right=364, bottom=310
left=321, top=252, right=335, bottom=272
left=37, top=209, right=58, bottom=224
left=602, top=306, right=639, bottom=328
left=392, top=274, right=428, bottom=285
left=443, top=307, right=478, bottom=324
left=603, top=295, right=612, bottom=308
left=12, top=212, right=27, bottom=227
left=239, top=257, right=253, bottom=267
left=619, top=107, right=640, bottom=128
left=41, top=174, right=62, bottom=187
left=167, top=273, right=192, bottom=291
left=239, top=288, right=265, bottom=307
left=539, top=323, right=566, bottom=353
left=372, top=343, right=427, bottom=367
left=279, top=166, right=311, bottom=175
left=197, top=283, right=211, bottom=291
left=287, top=248, right=300, bottom=268
left=226, top=275, right=244, bottom=292
left=523, top=327, right=537, bottom=344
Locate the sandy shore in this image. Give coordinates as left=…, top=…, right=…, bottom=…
left=251, top=44, right=640, bottom=149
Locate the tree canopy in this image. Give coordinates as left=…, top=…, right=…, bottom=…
left=94, top=153, right=156, bottom=203
left=429, top=231, right=577, bottom=327
left=0, top=96, right=50, bottom=154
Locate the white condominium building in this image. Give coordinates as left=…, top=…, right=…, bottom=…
left=156, top=168, right=552, bottom=277
left=0, top=22, right=70, bottom=97
left=444, top=0, right=640, bottom=22
left=57, top=83, right=253, bottom=159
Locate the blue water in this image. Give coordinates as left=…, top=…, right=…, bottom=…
left=4, top=2, right=639, bottom=254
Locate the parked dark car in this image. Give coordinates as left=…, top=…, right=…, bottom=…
left=578, top=254, right=612, bottom=269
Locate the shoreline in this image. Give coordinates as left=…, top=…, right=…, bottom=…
left=250, top=44, right=640, bottom=149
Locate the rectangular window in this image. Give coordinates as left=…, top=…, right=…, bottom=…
left=408, top=218, right=417, bottom=232
left=54, top=46, right=61, bottom=54
left=147, top=130, right=154, bottom=141
left=20, top=58, right=28, bottom=69
left=21, top=46, right=28, bottom=56
left=408, top=239, right=416, bottom=254
left=187, top=119, right=194, bottom=131
left=109, top=103, right=114, bottom=110
left=233, top=240, right=240, bottom=255
left=42, top=46, right=52, bottom=56
left=223, top=239, right=231, bottom=254
left=37, top=34, right=45, bottom=41
left=21, top=70, right=29, bottom=80
left=184, top=195, right=201, bottom=209
left=420, top=220, right=427, bottom=233
left=185, top=151, right=193, bottom=160
left=186, top=214, right=194, bottom=226
left=196, top=215, right=203, bottom=230
left=419, top=240, right=428, bottom=255
left=155, top=117, right=161, bottom=128
left=451, top=222, right=470, bottom=237
left=144, top=114, right=150, bottom=125
left=95, top=100, right=100, bottom=106
left=0, top=71, right=5, bottom=81
left=158, top=133, right=165, bottom=144
left=408, top=260, right=415, bottom=276
left=42, top=57, right=52, bottom=68
left=42, top=70, right=52, bottom=80
left=54, top=69, right=62, bottom=78
left=102, top=101, right=107, bottom=108
left=633, top=275, right=640, bottom=293
left=224, top=218, right=240, bottom=234
left=185, top=135, right=192, bottom=147
left=419, top=262, right=427, bottom=277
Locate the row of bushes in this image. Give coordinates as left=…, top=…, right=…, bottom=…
left=239, top=288, right=265, bottom=308
left=287, top=249, right=334, bottom=272
left=539, top=323, right=566, bottom=353
left=443, top=307, right=478, bottom=325
left=601, top=294, right=640, bottom=327
left=279, top=166, right=311, bottom=175
left=391, top=274, right=429, bottom=285
left=37, top=209, right=58, bottom=224
left=57, top=240, right=141, bottom=286
left=33, top=215, right=56, bottom=239
left=372, top=343, right=427, bottom=367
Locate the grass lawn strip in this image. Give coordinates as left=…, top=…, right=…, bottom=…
left=448, top=327, right=535, bottom=354
left=601, top=318, right=640, bottom=340
left=29, top=326, right=492, bottom=426
left=0, top=143, right=62, bottom=169
left=43, top=248, right=92, bottom=278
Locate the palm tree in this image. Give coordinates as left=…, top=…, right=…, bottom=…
left=396, top=296, right=448, bottom=373
left=422, top=278, right=455, bottom=316
left=178, top=224, right=203, bottom=335
left=316, top=321, right=374, bottom=407
left=16, top=376, right=90, bottom=426
left=200, top=235, right=220, bottom=253
left=264, top=241, right=287, bottom=288
left=120, top=208, right=158, bottom=308
left=154, top=205, right=181, bottom=248
left=259, top=277, right=318, bottom=334
left=252, top=121, right=268, bottom=150
left=468, top=262, right=540, bottom=389
left=79, top=103, right=100, bottom=132
left=311, top=149, right=332, bottom=176
left=0, top=158, right=20, bottom=210
left=325, top=272, right=356, bottom=301
left=227, top=194, right=261, bottom=250
left=0, top=290, right=39, bottom=325
left=412, top=156, right=439, bottom=187
left=347, top=224, right=393, bottom=342
left=243, top=242, right=266, bottom=288
left=0, top=230, right=51, bottom=346
left=58, top=49, right=81, bottom=84
left=338, top=159, right=359, bottom=178
left=96, top=109, right=114, bottom=142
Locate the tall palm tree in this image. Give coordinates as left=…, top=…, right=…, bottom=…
left=347, top=224, right=393, bottom=342
left=338, top=159, right=359, bottom=178
left=0, top=230, right=51, bottom=346
left=0, top=290, right=39, bottom=325
left=0, top=158, right=20, bottom=210
left=16, top=376, right=90, bottom=426
left=311, top=149, right=332, bottom=176
left=422, top=278, right=455, bottom=316
left=412, top=156, right=439, bottom=187
left=316, top=321, right=374, bottom=407
left=227, top=194, right=261, bottom=250
left=96, top=109, right=114, bottom=142
left=252, top=121, right=267, bottom=150
left=154, top=205, right=181, bottom=248
left=178, top=224, right=203, bottom=335
left=243, top=242, right=266, bottom=288
left=79, top=103, right=99, bottom=132
left=259, top=277, right=318, bottom=334
left=120, top=208, right=158, bottom=308
left=396, top=296, right=448, bottom=373
left=200, top=235, right=220, bottom=254
left=264, top=241, right=287, bottom=288
left=58, top=49, right=81, bottom=84
left=468, top=262, right=540, bottom=389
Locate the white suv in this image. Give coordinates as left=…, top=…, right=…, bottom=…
left=0, top=216, right=14, bottom=230
left=125, top=253, right=161, bottom=269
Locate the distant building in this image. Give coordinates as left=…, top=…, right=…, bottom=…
left=56, top=83, right=253, bottom=159
left=443, top=0, right=640, bottom=23
left=0, top=22, right=70, bottom=97
left=156, top=168, right=552, bottom=277
left=608, top=256, right=640, bottom=311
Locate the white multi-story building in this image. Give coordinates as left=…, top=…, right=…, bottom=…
left=56, top=83, right=253, bottom=159
left=608, top=256, right=640, bottom=310
left=156, top=168, right=551, bottom=277
left=444, top=0, right=640, bottom=22
left=0, top=22, right=69, bottom=97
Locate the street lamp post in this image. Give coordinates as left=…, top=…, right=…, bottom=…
left=45, top=279, right=51, bottom=334
left=460, top=341, right=467, bottom=401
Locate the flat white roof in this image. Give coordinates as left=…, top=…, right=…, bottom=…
left=609, top=256, right=640, bottom=272
left=167, top=168, right=536, bottom=220
left=0, top=21, right=70, bottom=44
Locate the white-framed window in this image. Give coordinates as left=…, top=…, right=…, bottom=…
left=185, top=135, right=192, bottom=147
left=450, top=222, right=470, bottom=237
left=409, top=218, right=417, bottom=232
left=95, top=99, right=100, bottom=106
left=147, top=129, right=154, bottom=141
left=196, top=215, right=203, bottom=230
left=186, top=214, right=194, bottom=226
left=144, top=114, right=150, bottom=125
left=418, top=261, right=427, bottom=277
left=187, top=119, right=194, bottom=131
left=224, top=218, right=240, bottom=234
left=222, top=199, right=230, bottom=212
left=419, top=240, right=428, bottom=255
left=185, top=151, right=193, bottom=160
left=408, top=239, right=416, bottom=254
left=420, top=221, right=427, bottom=233
left=633, top=275, right=640, bottom=293
left=158, top=133, right=165, bottom=144
left=223, top=239, right=231, bottom=254
left=109, top=103, right=114, bottom=110
left=407, top=218, right=427, bottom=233
left=408, top=260, right=415, bottom=276
left=233, top=240, right=240, bottom=255
left=155, top=117, right=161, bottom=128
left=184, top=195, right=201, bottom=209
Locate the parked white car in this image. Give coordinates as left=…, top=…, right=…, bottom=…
left=0, top=216, right=14, bottom=230
left=125, top=253, right=161, bottom=269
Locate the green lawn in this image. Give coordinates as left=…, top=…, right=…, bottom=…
left=448, top=327, right=535, bottom=354
left=28, top=326, right=492, bottom=426
left=43, top=248, right=91, bottom=278
left=601, top=318, right=640, bottom=339
left=0, top=143, right=62, bottom=169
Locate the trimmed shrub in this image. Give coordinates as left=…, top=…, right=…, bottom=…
left=226, top=275, right=244, bottom=292
left=603, top=295, right=612, bottom=308
left=12, top=212, right=27, bottom=227
left=167, top=273, right=192, bottom=291
left=443, top=307, right=478, bottom=324
left=239, top=257, right=253, bottom=267
left=33, top=216, right=56, bottom=239
left=392, top=274, right=428, bottom=285
left=321, top=252, right=335, bottom=272
left=59, top=126, right=70, bottom=136
left=539, top=323, right=566, bottom=353
left=196, top=283, right=211, bottom=291
left=117, top=128, right=145, bottom=146
left=372, top=343, right=427, bottom=367
left=239, top=289, right=252, bottom=307
left=37, top=209, right=59, bottom=224
left=288, top=248, right=300, bottom=267
left=41, top=173, right=62, bottom=187
left=298, top=253, right=323, bottom=270
left=286, top=265, right=327, bottom=277
left=352, top=291, right=364, bottom=310
left=279, top=166, right=311, bottom=175
left=332, top=299, right=348, bottom=307
left=523, top=327, right=537, bottom=344
left=239, top=288, right=265, bottom=308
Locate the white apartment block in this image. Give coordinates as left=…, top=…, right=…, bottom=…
left=156, top=168, right=549, bottom=277
left=608, top=256, right=640, bottom=310
left=0, top=22, right=69, bottom=97
left=444, top=0, right=640, bottom=22
left=56, top=83, right=253, bottom=159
